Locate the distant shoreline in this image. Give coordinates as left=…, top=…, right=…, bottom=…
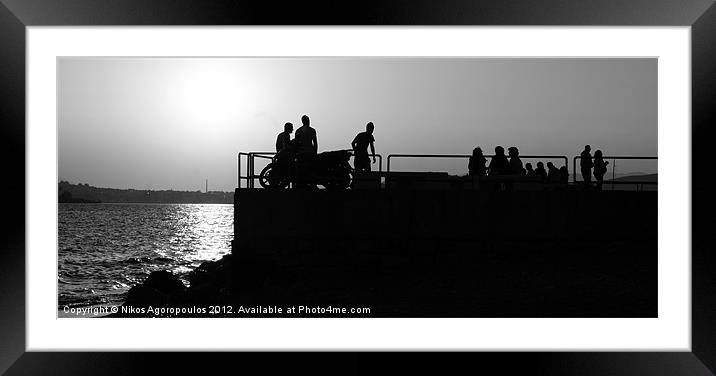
left=58, top=181, right=233, bottom=204
left=59, top=202, right=232, bottom=205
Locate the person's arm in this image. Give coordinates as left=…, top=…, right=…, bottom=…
left=312, top=131, right=318, bottom=153
left=351, top=135, right=359, bottom=151
left=370, top=141, right=376, bottom=163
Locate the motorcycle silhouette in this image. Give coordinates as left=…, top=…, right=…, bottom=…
left=259, top=148, right=353, bottom=190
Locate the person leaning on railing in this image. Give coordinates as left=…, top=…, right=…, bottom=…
left=352, top=122, right=376, bottom=172
left=508, top=146, right=526, bottom=175
left=488, top=146, right=510, bottom=176
left=593, top=150, right=609, bottom=190
left=468, top=147, right=487, bottom=177
left=275, top=122, right=294, bottom=153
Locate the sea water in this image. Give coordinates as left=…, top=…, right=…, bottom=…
left=58, top=203, right=233, bottom=309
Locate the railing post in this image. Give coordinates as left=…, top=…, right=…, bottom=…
left=248, top=153, right=253, bottom=189
left=386, top=155, right=392, bottom=189
left=612, top=158, right=616, bottom=191
left=572, top=156, right=578, bottom=184
left=375, top=154, right=382, bottom=189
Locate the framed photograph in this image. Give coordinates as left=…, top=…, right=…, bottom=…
left=3, top=0, right=715, bottom=374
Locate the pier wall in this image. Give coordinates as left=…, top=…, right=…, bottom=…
left=231, top=189, right=656, bottom=317
left=234, top=189, right=655, bottom=249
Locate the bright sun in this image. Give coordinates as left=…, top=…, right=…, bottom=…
left=168, top=66, right=243, bottom=129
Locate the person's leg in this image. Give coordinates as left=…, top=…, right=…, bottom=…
left=354, top=154, right=368, bottom=172
left=295, top=153, right=307, bottom=187
left=297, top=152, right=316, bottom=187
left=582, top=169, right=591, bottom=188
left=307, top=153, right=317, bottom=186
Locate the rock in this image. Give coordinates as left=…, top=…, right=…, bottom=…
left=115, top=258, right=234, bottom=317
left=189, top=255, right=232, bottom=291
left=143, top=270, right=187, bottom=295
left=121, top=270, right=187, bottom=310
left=186, top=255, right=233, bottom=305
left=124, top=285, right=166, bottom=307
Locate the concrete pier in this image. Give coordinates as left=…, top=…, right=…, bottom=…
left=232, top=188, right=656, bottom=317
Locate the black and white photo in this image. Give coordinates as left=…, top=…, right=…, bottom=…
left=57, top=57, right=658, bottom=318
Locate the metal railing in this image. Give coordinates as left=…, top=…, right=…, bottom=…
left=238, top=151, right=383, bottom=189
left=238, top=151, right=276, bottom=188
left=385, top=154, right=569, bottom=188
left=572, top=156, right=657, bottom=190
left=386, top=154, right=569, bottom=175
left=237, top=152, right=250, bottom=188
left=239, top=151, right=656, bottom=191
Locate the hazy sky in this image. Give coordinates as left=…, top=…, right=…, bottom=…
left=58, top=58, right=656, bottom=191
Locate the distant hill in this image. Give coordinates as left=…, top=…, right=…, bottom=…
left=59, top=190, right=101, bottom=203
left=608, top=173, right=658, bottom=182
left=58, top=181, right=233, bottom=204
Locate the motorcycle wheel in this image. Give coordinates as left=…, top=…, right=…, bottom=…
left=325, top=166, right=352, bottom=190
left=259, top=163, right=289, bottom=189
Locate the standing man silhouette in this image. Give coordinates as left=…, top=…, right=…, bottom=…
left=295, top=115, right=318, bottom=154
left=580, top=145, right=593, bottom=187
left=275, top=122, right=293, bottom=153
left=351, top=122, right=376, bottom=172
left=294, top=115, right=318, bottom=186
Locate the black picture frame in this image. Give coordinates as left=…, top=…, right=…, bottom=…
left=1, top=0, right=714, bottom=374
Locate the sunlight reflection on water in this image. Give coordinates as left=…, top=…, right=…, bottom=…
left=58, top=203, right=233, bottom=308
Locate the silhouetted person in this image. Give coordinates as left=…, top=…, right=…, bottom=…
left=559, top=166, right=569, bottom=185
left=295, top=115, right=318, bottom=187
left=275, top=122, right=293, bottom=153
left=351, top=122, right=376, bottom=172
left=580, top=145, right=593, bottom=187
left=593, top=150, right=609, bottom=190
left=534, top=162, right=547, bottom=181
left=468, top=147, right=487, bottom=177
left=547, top=162, right=560, bottom=182
left=488, top=146, right=510, bottom=176
left=525, top=163, right=535, bottom=177
left=508, top=146, right=526, bottom=175
left=295, top=115, right=318, bottom=154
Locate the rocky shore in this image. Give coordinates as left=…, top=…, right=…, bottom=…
left=107, top=254, right=233, bottom=317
